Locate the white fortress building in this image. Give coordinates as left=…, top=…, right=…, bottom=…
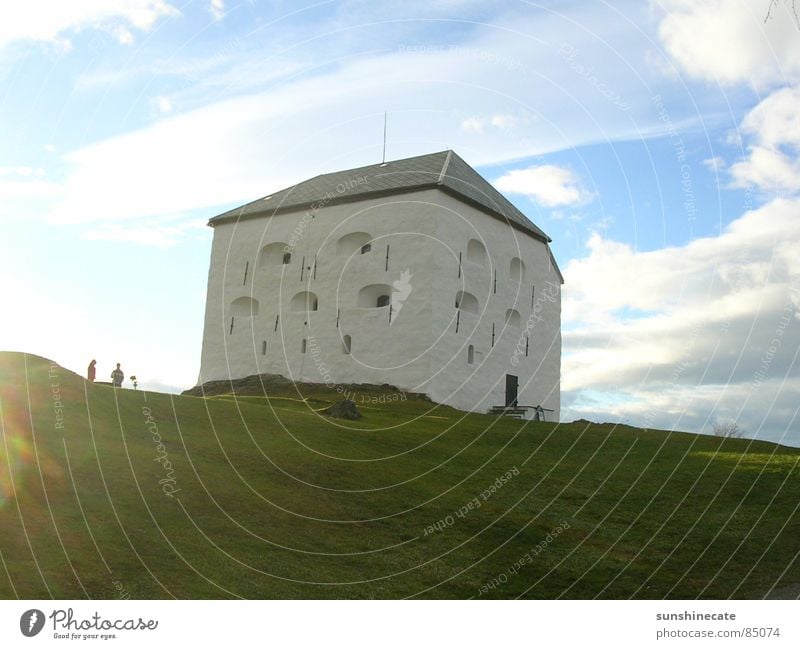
left=197, top=150, right=563, bottom=419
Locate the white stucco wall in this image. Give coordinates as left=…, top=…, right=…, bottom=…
left=197, top=187, right=561, bottom=420
left=425, top=191, right=561, bottom=419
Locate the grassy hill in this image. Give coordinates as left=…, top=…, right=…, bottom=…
left=1, top=351, right=798, bottom=599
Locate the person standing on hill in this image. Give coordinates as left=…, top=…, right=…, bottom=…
left=87, top=359, right=96, bottom=382
left=111, top=363, right=124, bottom=387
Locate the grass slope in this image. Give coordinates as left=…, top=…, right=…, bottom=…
left=1, top=352, right=798, bottom=599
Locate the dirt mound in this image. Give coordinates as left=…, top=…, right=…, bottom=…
left=181, top=373, right=293, bottom=396
left=182, top=372, right=422, bottom=400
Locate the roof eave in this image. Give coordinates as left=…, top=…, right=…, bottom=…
left=548, top=246, right=565, bottom=285
left=207, top=183, right=442, bottom=227
left=208, top=184, right=553, bottom=245
left=436, top=185, right=551, bottom=244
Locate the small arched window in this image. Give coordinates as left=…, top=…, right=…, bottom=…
left=231, top=297, right=259, bottom=317
left=510, top=257, right=525, bottom=282
left=358, top=284, right=393, bottom=308
left=466, top=238, right=487, bottom=265
left=506, top=309, right=521, bottom=328
left=468, top=345, right=475, bottom=365
left=342, top=335, right=352, bottom=355
left=454, top=290, right=478, bottom=314
left=337, top=232, right=372, bottom=256
left=258, top=242, right=290, bottom=267
left=291, top=291, right=319, bottom=313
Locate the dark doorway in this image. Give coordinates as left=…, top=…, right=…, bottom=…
left=505, top=374, right=519, bottom=407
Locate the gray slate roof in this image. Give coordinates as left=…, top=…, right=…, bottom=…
left=208, top=150, right=550, bottom=242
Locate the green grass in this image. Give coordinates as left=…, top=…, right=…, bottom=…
left=1, top=351, right=798, bottom=599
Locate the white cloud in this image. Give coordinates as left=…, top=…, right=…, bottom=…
left=209, top=0, right=225, bottom=21
left=0, top=177, right=61, bottom=203
left=112, top=26, right=135, bottom=45
left=0, top=0, right=178, bottom=50
left=703, top=156, right=725, bottom=172
left=494, top=164, right=588, bottom=207
left=562, top=197, right=800, bottom=444
left=730, top=85, right=800, bottom=193
left=739, top=85, right=800, bottom=148
left=82, top=220, right=203, bottom=247
left=565, top=377, right=800, bottom=445
left=30, top=3, right=725, bottom=232
left=657, top=0, right=800, bottom=87
left=489, top=114, right=517, bottom=129
left=461, top=117, right=484, bottom=133
left=0, top=166, right=45, bottom=177
left=564, top=198, right=800, bottom=325
left=46, top=89, right=298, bottom=224
left=460, top=113, right=519, bottom=134
left=44, top=13, right=686, bottom=227
left=730, top=146, right=800, bottom=193
left=0, top=167, right=60, bottom=218
left=152, top=95, right=174, bottom=114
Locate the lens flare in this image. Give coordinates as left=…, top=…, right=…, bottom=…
left=0, top=398, right=36, bottom=509
left=0, top=355, right=66, bottom=510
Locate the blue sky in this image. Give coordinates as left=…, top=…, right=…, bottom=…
left=1, top=0, right=799, bottom=445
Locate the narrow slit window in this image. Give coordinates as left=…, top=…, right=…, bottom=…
left=342, top=335, right=352, bottom=355
left=468, top=345, right=474, bottom=364
left=301, top=339, right=307, bottom=354
left=261, top=341, right=267, bottom=355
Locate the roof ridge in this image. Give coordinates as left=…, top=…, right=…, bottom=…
left=206, top=149, right=550, bottom=243
left=322, top=150, right=450, bottom=179
left=437, top=149, right=453, bottom=185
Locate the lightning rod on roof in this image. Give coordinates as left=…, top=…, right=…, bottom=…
left=382, top=110, right=387, bottom=164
